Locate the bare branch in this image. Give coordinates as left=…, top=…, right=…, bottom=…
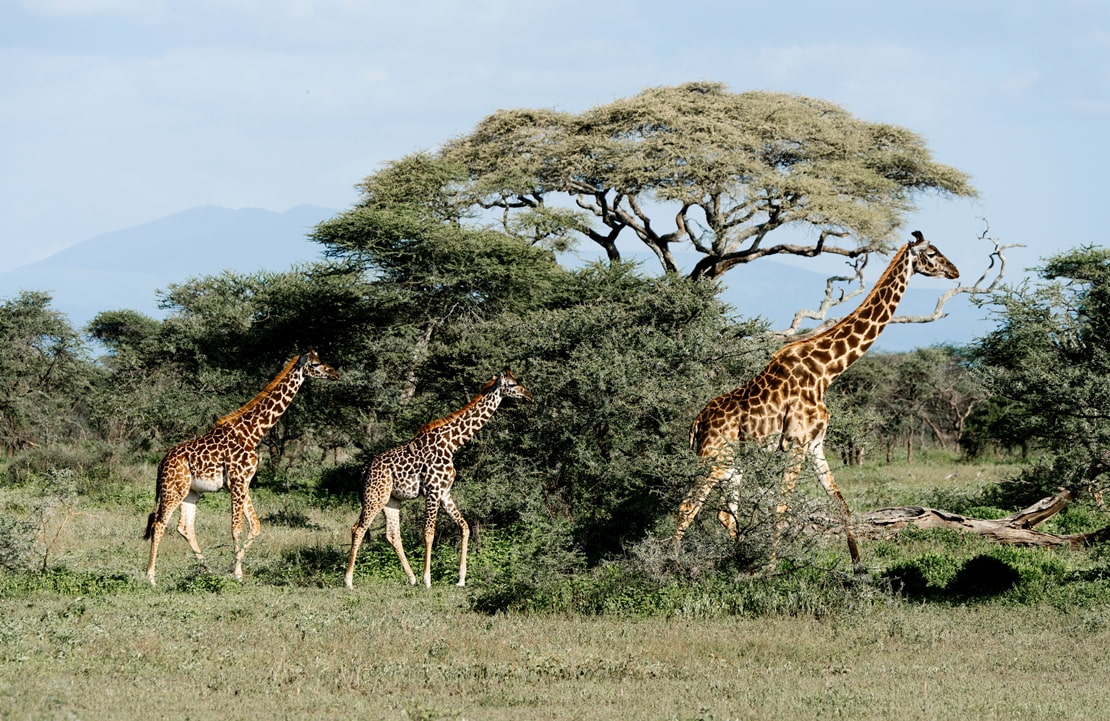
left=888, top=218, right=1023, bottom=325
left=778, top=255, right=869, bottom=336
left=689, top=236, right=863, bottom=280
left=775, top=219, right=1023, bottom=339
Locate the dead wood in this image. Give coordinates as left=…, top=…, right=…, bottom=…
left=856, top=489, right=1110, bottom=549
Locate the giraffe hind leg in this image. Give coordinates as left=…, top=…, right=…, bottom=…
left=384, top=498, right=418, bottom=586
left=176, top=491, right=209, bottom=570
left=345, top=480, right=407, bottom=588
left=675, top=464, right=733, bottom=542
left=145, top=457, right=191, bottom=586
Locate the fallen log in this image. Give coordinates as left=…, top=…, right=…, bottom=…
left=856, top=489, right=1110, bottom=549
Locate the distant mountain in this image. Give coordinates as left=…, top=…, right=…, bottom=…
left=0, top=204, right=992, bottom=350
left=0, top=205, right=339, bottom=328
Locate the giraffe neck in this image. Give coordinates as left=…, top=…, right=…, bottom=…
left=785, top=244, right=914, bottom=384
left=216, top=357, right=307, bottom=448
left=418, top=386, right=503, bottom=453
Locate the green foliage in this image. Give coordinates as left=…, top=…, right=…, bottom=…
left=0, top=568, right=139, bottom=597
left=469, top=555, right=889, bottom=618
left=969, top=246, right=1110, bottom=499
left=86, top=264, right=372, bottom=459
left=881, top=546, right=1081, bottom=605
left=464, top=521, right=585, bottom=611
left=173, top=572, right=243, bottom=594
left=830, top=346, right=984, bottom=464
left=441, top=81, right=975, bottom=279
left=0, top=291, right=97, bottom=453
left=0, top=468, right=85, bottom=573
left=0, top=515, right=35, bottom=572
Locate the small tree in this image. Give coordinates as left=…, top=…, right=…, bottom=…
left=0, top=292, right=96, bottom=453
left=970, top=246, right=1110, bottom=500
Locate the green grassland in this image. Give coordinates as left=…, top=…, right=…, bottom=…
left=3, top=455, right=1110, bottom=720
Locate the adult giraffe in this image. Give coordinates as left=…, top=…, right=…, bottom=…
left=675, top=231, right=959, bottom=570
left=144, top=350, right=339, bottom=585
left=344, top=368, right=533, bottom=589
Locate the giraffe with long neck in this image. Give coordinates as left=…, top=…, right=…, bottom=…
left=143, top=350, right=339, bottom=585
left=344, top=368, right=533, bottom=589
left=675, top=231, right=959, bottom=569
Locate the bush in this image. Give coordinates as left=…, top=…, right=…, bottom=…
left=0, top=515, right=35, bottom=572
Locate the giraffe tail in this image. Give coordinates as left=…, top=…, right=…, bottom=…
left=143, top=511, right=156, bottom=540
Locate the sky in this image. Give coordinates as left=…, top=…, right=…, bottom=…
left=1, top=0, right=1108, bottom=322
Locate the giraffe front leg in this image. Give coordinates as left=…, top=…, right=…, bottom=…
left=240, top=492, right=262, bottom=553
left=228, top=485, right=253, bottom=581
left=421, top=494, right=441, bottom=588
left=439, top=492, right=470, bottom=587
left=765, top=448, right=808, bottom=571
left=715, top=468, right=742, bottom=539
left=811, top=439, right=863, bottom=573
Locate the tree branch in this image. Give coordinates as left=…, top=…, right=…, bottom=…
left=775, top=219, right=1022, bottom=338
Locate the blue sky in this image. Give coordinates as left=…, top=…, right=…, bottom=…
left=1, top=0, right=1107, bottom=300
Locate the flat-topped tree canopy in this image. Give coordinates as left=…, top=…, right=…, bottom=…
left=441, top=81, right=976, bottom=280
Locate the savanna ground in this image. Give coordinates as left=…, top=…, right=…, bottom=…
left=4, top=455, right=1110, bottom=721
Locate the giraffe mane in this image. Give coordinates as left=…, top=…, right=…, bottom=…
left=215, top=355, right=301, bottom=427
left=775, top=242, right=912, bottom=355
left=417, top=377, right=498, bottom=434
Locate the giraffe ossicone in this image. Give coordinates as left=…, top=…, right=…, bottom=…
left=143, top=349, right=339, bottom=585
left=675, top=231, right=959, bottom=571
left=344, top=368, right=534, bottom=590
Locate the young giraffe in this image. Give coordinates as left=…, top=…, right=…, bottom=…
left=344, top=368, right=533, bottom=589
left=144, top=350, right=339, bottom=585
left=676, top=231, right=959, bottom=569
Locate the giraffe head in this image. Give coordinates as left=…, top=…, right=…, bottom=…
left=494, top=368, right=534, bottom=402
left=297, top=349, right=341, bottom=380
left=908, top=230, right=960, bottom=280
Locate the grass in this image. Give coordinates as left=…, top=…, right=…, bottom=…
left=3, top=452, right=1110, bottom=719
left=4, top=586, right=1110, bottom=720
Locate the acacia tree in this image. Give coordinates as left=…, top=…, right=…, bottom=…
left=440, top=81, right=976, bottom=281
